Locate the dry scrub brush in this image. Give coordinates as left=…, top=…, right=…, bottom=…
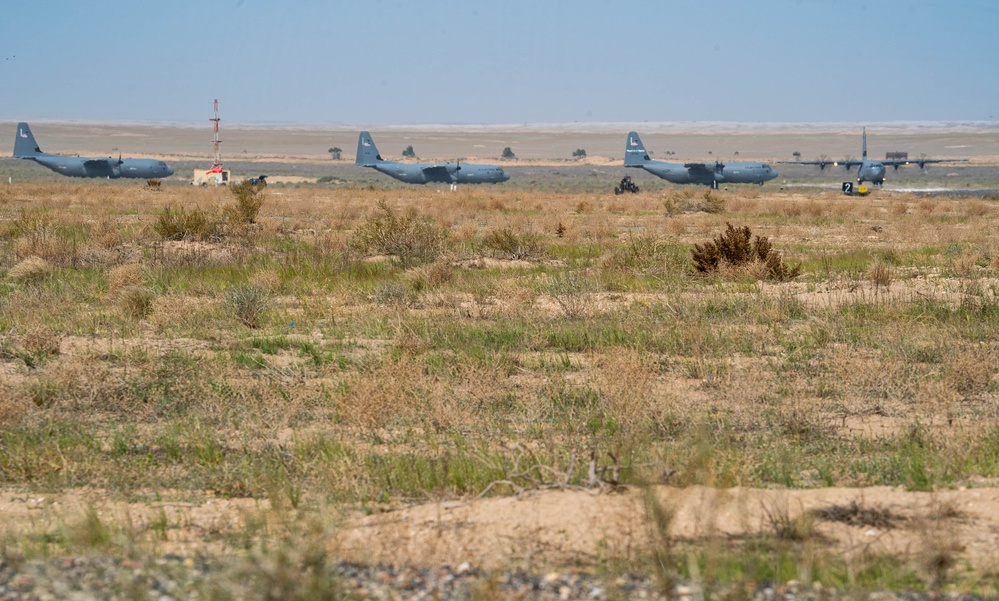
left=692, top=222, right=801, bottom=281
left=349, top=200, right=451, bottom=267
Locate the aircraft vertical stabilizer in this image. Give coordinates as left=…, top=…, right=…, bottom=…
left=624, top=131, right=650, bottom=167
left=355, top=131, right=383, bottom=166
left=862, top=127, right=867, bottom=159
left=13, top=122, right=42, bottom=158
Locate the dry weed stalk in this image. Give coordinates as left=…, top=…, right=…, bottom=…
left=868, top=261, right=893, bottom=290
left=476, top=445, right=640, bottom=497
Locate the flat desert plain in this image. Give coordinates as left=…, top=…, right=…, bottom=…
left=2, top=120, right=998, bottom=165
left=1, top=123, right=999, bottom=597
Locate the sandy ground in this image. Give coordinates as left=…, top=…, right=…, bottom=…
left=3, top=121, right=998, bottom=165
left=2, top=484, right=997, bottom=578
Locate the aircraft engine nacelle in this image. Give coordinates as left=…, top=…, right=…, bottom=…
left=104, top=157, right=124, bottom=178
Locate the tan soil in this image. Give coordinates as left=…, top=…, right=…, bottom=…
left=4, top=121, right=997, bottom=164
left=2, top=485, right=997, bottom=577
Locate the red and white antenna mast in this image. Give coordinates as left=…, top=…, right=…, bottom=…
left=209, top=99, right=222, bottom=173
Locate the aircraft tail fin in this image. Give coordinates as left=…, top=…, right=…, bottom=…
left=862, top=127, right=867, bottom=159
left=624, top=131, right=651, bottom=167
left=355, top=131, right=383, bottom=166
left=13, top=122, right=42, bottom=158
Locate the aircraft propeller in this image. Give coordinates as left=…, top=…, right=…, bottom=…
left=449, top=158, right=460, bottom=189
left=714, top=161, right=725, bottom=173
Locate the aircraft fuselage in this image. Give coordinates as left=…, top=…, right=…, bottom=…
left=372, top=161, right=510, bottom=184
left=28, top=153, right=174, bottom=179
left=14, top=122, right=174, bottom=179
left=623, top=131, right=776, bottom=187
left=356, top=131, right=509, bottom=184
left=639, top=161, right=777, bottom=186
left=855, top=160, right=887, bottom=185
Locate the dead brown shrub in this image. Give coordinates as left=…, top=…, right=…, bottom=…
left=944, top=348, right=996, bottom=395
left=868, top=261, right=893, bottom=289
left=107, top=263, right=144, bottom=293
left=118, top=286, right=156, bottom=319
left=337, top=358, right=481, bottom=432
left=252, top=270, right=282, bottom=294
left=917, top=200, right=939, bottom=215
left=592, top=350, right=675, bottom=433
left=20, top=326, right=62, bottom=357
left=691, top=223, right=801, bottom=281
left=662, top=195, right=684, bottom=216
left=952, top=252, right=979, bottom=279
left=964, top=200, right=991, bottom=218
left=92, top=216, right=122, bottom=250
left=421, top=260, right=454, bottom=289
left=0, top=391, right=29, bottom=425
left=8, top=256, right=53, bottom=284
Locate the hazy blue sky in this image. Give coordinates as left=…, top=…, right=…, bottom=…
left=2, top=0, right=997, bottom=125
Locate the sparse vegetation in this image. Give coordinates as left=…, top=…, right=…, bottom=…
left=1, top=181, right=998, bottom=596
left=226, top=283, right=270, bottom=328
left=227, top=179, right=266, bottom=224
left=349, top=199, right=450, bottom=266
left=7, top=255, right=53, bottom=283
left=153, top=206, right=223, bottom=241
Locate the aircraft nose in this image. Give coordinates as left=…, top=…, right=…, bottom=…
left=165, top=167, right=174, bottom=176
left=500, top=171, right=510, bottom=182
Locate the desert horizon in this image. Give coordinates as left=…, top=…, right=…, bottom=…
left=2, top=120, right=999, bottom=168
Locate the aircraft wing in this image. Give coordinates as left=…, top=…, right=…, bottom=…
left=883, top=158, right=968, bottom=168
left=421, top=165, right=455, bottom=183
left=777, top=159, right=862, bottom=167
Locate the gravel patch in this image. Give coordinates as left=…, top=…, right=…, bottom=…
left=1, top=556, right=994, bottom=600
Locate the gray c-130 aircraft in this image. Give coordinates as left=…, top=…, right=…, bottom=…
left=13, top=122, right=174, bottom=179
left=777, top=127, right=967, bottom=186
left=624, top=131, right=777, bottom=188
left=355, top=131, right=509, bottom=184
